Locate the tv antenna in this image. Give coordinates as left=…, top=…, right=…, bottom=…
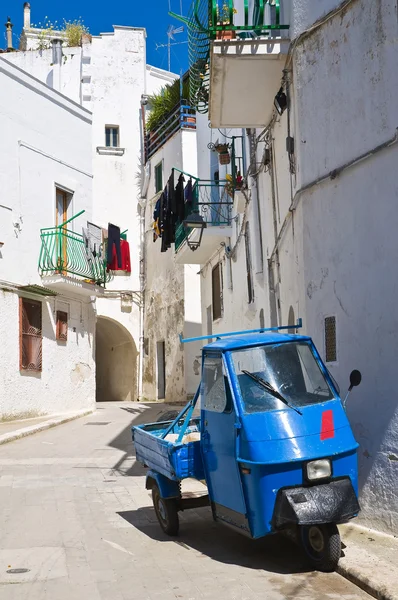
left=156, top=24, right=185, bottom=72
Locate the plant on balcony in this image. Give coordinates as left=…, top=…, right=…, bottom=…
left=146, top=76, right=191, bottom=135
left=225, top=172, right=243, bottom=197
left=214, top=142, right=231, bottom=165
left=215, top=2, right=237, bottom=40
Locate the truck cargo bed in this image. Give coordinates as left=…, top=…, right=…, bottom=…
left=132, top=418, right=205, bottom=481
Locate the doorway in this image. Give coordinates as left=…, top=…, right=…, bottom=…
left=95, top=317, right=137, bottom=401
left=56, top=188, right=71, bottom=273
left=156, top=341, right=166, bottom=400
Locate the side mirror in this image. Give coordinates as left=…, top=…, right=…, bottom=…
left=343, top=370, right=362, bottom=410
left=349, top=370, right=362, bottom=391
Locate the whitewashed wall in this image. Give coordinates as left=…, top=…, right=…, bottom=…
left=0, top=57, right=95, bottom=419
left=197, top=0, right=398, bottom=534
left=142, top=129, right=201, bottom=402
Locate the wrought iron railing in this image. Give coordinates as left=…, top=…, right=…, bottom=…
left=146, top=100, right=196, bottom=161
left=173, top=169, right=234, bottom=252
left=39, top=227, right=109, bottom=287
left=169, top=1, right=289, bottom=113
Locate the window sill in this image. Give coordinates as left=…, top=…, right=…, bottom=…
left=96, top=146, right=125, bottom=156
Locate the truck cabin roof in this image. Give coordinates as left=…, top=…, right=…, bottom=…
left=202, top=332, right=311, bottom=353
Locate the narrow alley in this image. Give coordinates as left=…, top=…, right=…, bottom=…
left=0, top=403, right=372, bottom=600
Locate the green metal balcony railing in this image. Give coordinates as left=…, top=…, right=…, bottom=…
left=170, top=1, right=289, bottom=113
left=173, top=169, right=234, bottom=252
left=39, top=217, right=110, bottom=287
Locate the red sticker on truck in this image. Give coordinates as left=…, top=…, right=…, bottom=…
left=320, top=409, right=334, bottom=440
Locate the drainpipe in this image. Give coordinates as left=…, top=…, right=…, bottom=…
left=248, top=129, right=264, bottom=275
left=138, top=201, right=146, bottom=401
left=51, top=39, right=63, bottom=93
left=5, top=17, right=13, bottom=50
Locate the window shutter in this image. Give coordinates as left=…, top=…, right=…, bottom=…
left=56, top=311, right=68, bottom=342
left=212, top=263, right=223, bottom=321
left=20, top=298, right=42, bottom=371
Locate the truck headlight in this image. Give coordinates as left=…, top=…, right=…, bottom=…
left=306, top=459, right=331, bottom=481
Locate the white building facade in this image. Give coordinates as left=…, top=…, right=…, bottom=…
left=4, top=3, right=177, bottom=403
left=0, top=56, right=96, bottom=420
left=175, top=0, right=398, bottom=535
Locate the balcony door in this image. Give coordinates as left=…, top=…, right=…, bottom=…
left=56, top=188, right=71, bottom=274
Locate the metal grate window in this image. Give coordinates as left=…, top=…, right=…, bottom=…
left=20, top=298, right=42, bottom=371
left=325, top=316, right=337, bottom=362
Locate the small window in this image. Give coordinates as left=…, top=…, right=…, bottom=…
left=202, top=354, right=227, bottom=413
left=212, top=263, right=223, bottom=321
left=325, top=316, right=337, bottom=363
left=245, top=222, right=254, bottom=304
left=20, top=298, right=42, bottom=372
left=105, top=126, right=119, bottom=148
left=155, top=162, right=163, bottom=193
left=56, top=311, right=68, bottom=342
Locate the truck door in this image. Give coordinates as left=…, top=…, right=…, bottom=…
left=201, top=352, right=248, bottom=532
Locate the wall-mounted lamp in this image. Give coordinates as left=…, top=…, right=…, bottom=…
left=183, top=212, right=207, bottom=251
left=274, top=88, right=287, bottom=115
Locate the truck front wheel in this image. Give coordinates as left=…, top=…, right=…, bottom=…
left=300, top=523, right=341, bottom=572
left=152, top=484, right=179, bottom=536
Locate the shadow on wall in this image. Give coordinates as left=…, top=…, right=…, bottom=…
left=96, top=316, right=138, bottom=402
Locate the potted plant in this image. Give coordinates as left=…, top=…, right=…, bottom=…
left=216, top=2, right=236, bottom=40
left=214, top=142, right=231, bottom=165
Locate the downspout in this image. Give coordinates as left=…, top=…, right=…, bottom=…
left=248, top=129, right=263, bottom=274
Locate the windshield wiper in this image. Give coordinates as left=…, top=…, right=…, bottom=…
left=241, top=370, right=303, bottom=415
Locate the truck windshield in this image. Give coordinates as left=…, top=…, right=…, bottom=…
left=231, top=342, right=335, bottom=413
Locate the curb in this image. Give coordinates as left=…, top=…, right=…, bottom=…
left=337, top=564, right=397, bottom=600
left=0, top=410, right=94, bottom=445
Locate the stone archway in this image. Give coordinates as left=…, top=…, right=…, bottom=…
left=95, top=316, right=137, bottom=401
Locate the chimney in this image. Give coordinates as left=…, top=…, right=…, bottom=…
left=5, top=17, right=13, bottom=50
left=51, top=39, right=63, bottom=92
left=23, top=2, right=31, bottom=29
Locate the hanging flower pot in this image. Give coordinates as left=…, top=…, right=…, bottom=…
left=219, top=151, right=231, bottom=165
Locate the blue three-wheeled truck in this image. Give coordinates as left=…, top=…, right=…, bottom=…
left=132, top=322, right=362, bottom=572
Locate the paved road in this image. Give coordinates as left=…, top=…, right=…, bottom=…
left=0, top=402, right=369, bottom=600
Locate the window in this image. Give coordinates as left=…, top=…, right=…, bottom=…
left=212, top=263, right=223, bottom=321
left=105, top=126, right=119, bottom=148
left=232, top=342, right=335, bottom=414
left=245, top=222, right=254, bottom=303
left=155, top=162, right=163, bottom=193
left=202, top=354, right=228, bottom=413
left=20, top=298, right=42, bottom=372
left=56, top=311, right=68, bottom=342
left=325, top=316, right=337, bottom=363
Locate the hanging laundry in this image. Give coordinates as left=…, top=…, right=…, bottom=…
left=107, top=223, right=122, bottom=269
left=175, top=172, right=185, bottom=223
left=87, top=221, right=102, bottom=258
left=184, top=178, right=194, bottom=211
left=107, top=239, right=131, bottom=272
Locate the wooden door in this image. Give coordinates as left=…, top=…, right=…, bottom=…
left=56, top=189, right=68, bottom=273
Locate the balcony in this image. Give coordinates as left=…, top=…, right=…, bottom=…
left=173, top=171, right=234, bottom=265
left=145, top=100, right=196, bottom=161
left=170, top=0, right=289, bottom=126
left=39, top=227, right=109, bottom=296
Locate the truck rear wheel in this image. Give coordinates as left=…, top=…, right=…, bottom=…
left=152, top=484, right=179, bottom=536
left=300, top=523, right=341, bottom=572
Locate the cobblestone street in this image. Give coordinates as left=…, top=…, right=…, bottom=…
left=0, top=403, right=369, bottom=599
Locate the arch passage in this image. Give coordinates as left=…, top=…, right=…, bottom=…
left=95, top=317, right=137, bottom=401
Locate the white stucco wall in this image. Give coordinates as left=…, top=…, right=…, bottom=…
left=0, top=56, right=95, bottom=419
left=197, top=0, right=398, bottom=534
left=142, top=128, right=202, bottom=402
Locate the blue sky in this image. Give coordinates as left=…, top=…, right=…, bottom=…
left=4, top=0, right=190, bottom=74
